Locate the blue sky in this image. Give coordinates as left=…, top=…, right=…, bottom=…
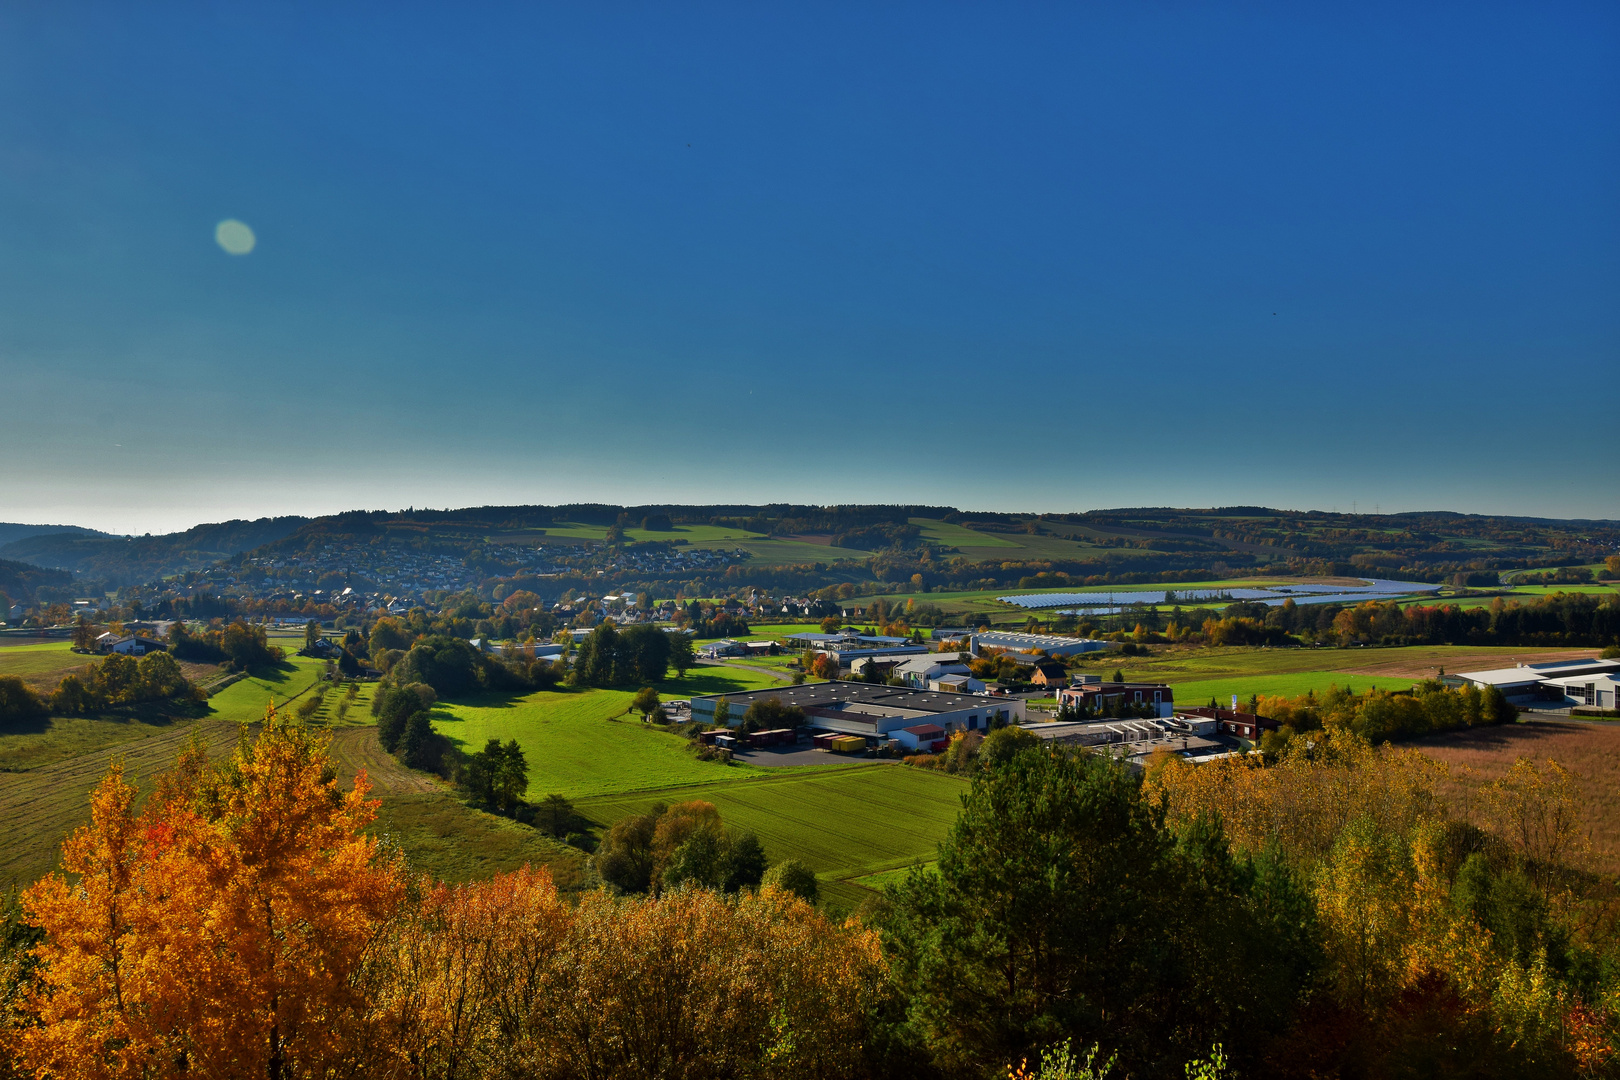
left=1, top=2, right=1616, bottom=534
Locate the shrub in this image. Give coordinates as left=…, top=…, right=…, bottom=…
left=762, top=859, right=820, bottom=903
left=0, top=675, right=48, bottom=726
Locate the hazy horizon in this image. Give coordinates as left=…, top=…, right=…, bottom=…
left=3, top=4, right=1616, bottom=533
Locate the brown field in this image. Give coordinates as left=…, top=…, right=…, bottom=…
left=1413, top=720, right=1620, bottom=870
left=1341, top=648, right=1599, bottom=680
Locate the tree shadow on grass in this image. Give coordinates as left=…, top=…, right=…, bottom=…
left=433, top=684, right=601, bottom=714
left=13, top=698, right=205, bottom=739
left=243, top=658, right=299, bottom=684
left=657, top=670, right=775, bottom=697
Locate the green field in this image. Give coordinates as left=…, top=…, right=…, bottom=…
left=540, top=522, right=767, bottom=544
left=431, top=663, right=811, bottom=799
left=432, top=688, right=762, bottom=798
left=366, top=791, right=587, bottom=888
left=1168, top=672, right=1418, bottom=707
left=733, top=538, right=873, bottom=564
left=206, top=656, right=330, bottom=723
left=575, top=765, right=968, bottom=908
left=909, top=518, right=1020, bottom=549
left=0, top=640, right=90, bottom=685
left=851, top=862, right=936, bottom=891
left=532, top=521, right=872, bottom=564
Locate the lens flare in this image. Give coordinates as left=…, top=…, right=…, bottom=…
left=215, top=219, right=256, bottom=255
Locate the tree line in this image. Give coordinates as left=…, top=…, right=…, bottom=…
left=0, top=651, right=200, bottom=726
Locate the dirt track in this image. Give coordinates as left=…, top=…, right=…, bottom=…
left=326, top=726, right=444, bottom=796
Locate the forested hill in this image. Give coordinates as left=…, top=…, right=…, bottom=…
left=4, top=504, right=1614, bottom=594
left=0, top=557, right=73, bottom=606
left=0, top=523, right=106, bottom=547
left=0, top=517, right=309, bottom=584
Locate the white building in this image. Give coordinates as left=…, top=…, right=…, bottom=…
left=1448, top=658, right=1620, bottom=704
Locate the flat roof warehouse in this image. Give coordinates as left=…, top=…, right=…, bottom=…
left=689, top=682, right=1026, bottom=740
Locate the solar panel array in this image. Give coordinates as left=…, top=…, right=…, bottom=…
left=996, top=577, right=1438, bottom=612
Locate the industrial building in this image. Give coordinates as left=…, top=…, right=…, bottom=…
left=1446, top=658, right=1620, bottom=707
left=1017, top=715, right=1230, bottom=765
left=970, top=631, right=1110, bottom=657
left=688, top=682, right=1025, bottom=743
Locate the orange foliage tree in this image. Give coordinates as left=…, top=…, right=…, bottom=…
left=18, top=706, right=404, bottom=1079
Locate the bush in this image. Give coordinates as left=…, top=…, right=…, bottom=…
left=762, top=859, right=820, bottom=903
left=0, top=675, right=48, bottom=726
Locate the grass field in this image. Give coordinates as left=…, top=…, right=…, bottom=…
left=1399, top=584, right=1618, bottom=611
left=850, top=862, right=936, bottom=891
left=540, top=522, right=767, bottom=544
left=0, top=640, right=79, bottom=674
left=1168, top=672, right=1419, bottom=707
left=433, top=688, right=774, bottom=798
left=531, top=521, right=872, bottom=564
left=910, top=518, right=1020, bottom=549
left=731, top=538, right=872, bottom=564
left=873, top=577, right=1306, bottom=619
left=431, top=662, right=816, bottom=799
left=574, top=764, right=968, bottom=908
left=206, top=656, right=329, bottom=723
left=321, top=725, right=587, bottom=887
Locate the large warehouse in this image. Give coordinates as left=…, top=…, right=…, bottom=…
left=688, top=682, right=1025, bottom=741
left=1446, top=658, right=1620, bottom=705
left=969, top=631, right=1110, bottom=657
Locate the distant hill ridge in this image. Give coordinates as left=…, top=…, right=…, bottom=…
left=0, top=516, right=310, bottom=584
left=0, top=523, right=109, bottom=547
left=0, top=505, right=1612, bottom=591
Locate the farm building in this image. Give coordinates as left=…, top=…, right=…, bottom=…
left=689, top=682, right=1025, bottom=741
left=1056, top=681, right=1175, bottom=718
left=970, top=631, right=1109, bottom=657
left=96, top=633, right=167, bottom=656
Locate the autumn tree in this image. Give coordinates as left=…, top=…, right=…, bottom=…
left=17, top=708, right=405, bottom=1079
left=374, top=868, right=883, bottom=1080
left=71, top=616, right=96, bottom=652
